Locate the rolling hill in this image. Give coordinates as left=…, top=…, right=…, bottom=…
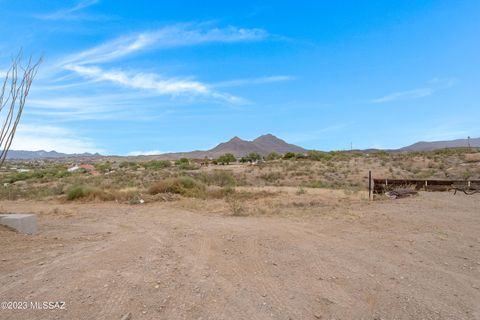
left=5, top=135, right=479, bottom=160
left=6, top=150, right=100, bottom=160
left=399, top=137, right=480, bottom=151
left=157, top=134, right=307, bottom=159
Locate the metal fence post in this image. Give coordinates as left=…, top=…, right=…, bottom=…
left=368, top=170, right=372, bottom=201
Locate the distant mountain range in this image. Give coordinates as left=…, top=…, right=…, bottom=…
left=156, top=134, right=307, bottom=159
left=400, top=137, right=480, bottom=151
left=5, top=135, right=479, bottom=160
left=6, top=150, right=100, bottom=160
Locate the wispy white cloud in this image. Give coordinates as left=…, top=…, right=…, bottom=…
left=371, top=78, right=457, bottom=104
left=371, top=88, right=433, bottom=103
left=64, top=65, right=245, bottom=103
left=35, top=0, right=101, bottom=21
left=27, top=93, right=153, bottom=121
left=127, top=150, right=167, bottom=156
left=61, top=24, right=267, bottom=65
left=11, top=124, right=102, bottom=153
left=55, top=23, right=267, bottom=103
left=212, top=75, right=294, bottom=88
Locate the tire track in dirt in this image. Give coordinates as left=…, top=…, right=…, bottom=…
left=1, top=195, right=479, bottom=319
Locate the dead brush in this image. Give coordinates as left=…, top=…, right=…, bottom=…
left=148, top=177, right=206, bottom=198
left=296, top=187, right=306, bottom=195
left=206, top=185, right=236, bottom=199
left=112, top=187, right=143, bottom=203
left=194, top=170, right=237, bottom=187
left=225, top=189, right=249, bottom=216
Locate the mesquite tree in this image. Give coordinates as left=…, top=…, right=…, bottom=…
left=0, top=52, right=42, bottom=166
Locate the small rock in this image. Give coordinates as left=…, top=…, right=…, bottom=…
left=120, top=312, right=132, bottom=320
left=314, top=314, right=322, bottom=319
left=154, top=285, right=159, bottom=289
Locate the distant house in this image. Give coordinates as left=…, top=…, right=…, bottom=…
left=67, top=164, right=100, bottom=176
left=67, top=165, right=80, bottom=172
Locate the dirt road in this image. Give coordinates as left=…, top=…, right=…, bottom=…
left=1, top=192, right=479, bottom=319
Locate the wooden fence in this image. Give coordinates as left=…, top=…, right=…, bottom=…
left=370, top=176, right=480, bottom=194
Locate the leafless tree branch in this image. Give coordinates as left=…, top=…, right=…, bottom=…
left=0, top=51, right=42, bottom=166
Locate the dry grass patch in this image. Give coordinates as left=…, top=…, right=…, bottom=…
left=148, top=177, right=206, bottom=198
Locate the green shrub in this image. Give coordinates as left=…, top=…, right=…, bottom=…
left=3, top=168, right=71, bottom=184
left=283, top=152, right=296, bottom=160
left=178, top=163, right=198, bottom=170
left=247, top=152, right=262, bottom=161
left=66, top=185, right=113, bottom=201
left=265, top=152, right=280, bottom=161
left=239, top=152, right=262, bottom=163
left=307, top=150, right=332, bottom=161
left=119, top=161, right=138, bottom=169
left=143, top=160, right=171, bottom=170
left=95, top=162, right=112, bottom=172
left=175, top=158, right=190, bottom=165
left=66, top=185, right=94, bottom=200
left=174, top=158, right=197, bottom=170
left=217, top=153, right=236, bottom=165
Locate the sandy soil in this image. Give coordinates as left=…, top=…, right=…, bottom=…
left=0, top=192, right=479, bottom=320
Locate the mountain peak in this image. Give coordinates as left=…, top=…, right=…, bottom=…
left=254, top=133, right=282, bottom=142
left=229, top=136, right=244, bottom=142
left=208, top=134, right=306, bottom=157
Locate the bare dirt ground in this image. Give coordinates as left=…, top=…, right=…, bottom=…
left=1, top=192, right=479, bottom=320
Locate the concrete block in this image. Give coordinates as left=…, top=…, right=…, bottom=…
left=0, top=214, right=37, bottom=234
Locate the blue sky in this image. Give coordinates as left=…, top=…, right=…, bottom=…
left=0, top=0, right=479, bottom=155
